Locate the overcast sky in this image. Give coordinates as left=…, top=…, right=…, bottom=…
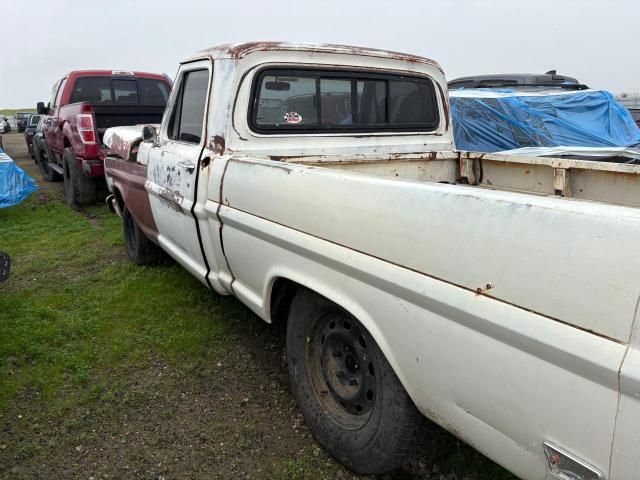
left=1, top=0, right=637, bottom=108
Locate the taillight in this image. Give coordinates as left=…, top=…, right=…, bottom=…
left=76, top=114, right=96, bottom=144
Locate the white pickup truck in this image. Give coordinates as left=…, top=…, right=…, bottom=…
left=103, top=42, right=640, bottom=480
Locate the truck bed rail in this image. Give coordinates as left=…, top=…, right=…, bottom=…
left=291, top=150, right=640, bottom=209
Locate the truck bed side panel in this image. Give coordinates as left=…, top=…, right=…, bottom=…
left=221, top=157, right=640, bottom=343
left=216, top=158, right=626, bottom=479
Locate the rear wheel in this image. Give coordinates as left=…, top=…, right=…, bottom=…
left=36, top=140, right=62, bottom=182
left=63, top=147, right=97, bottom=207
left=123, top=207, right=162, bottom=265
left=286, top=288, right=428, bottom=475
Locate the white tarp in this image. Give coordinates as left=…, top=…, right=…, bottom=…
left=497, top=145, right=640, bottom=161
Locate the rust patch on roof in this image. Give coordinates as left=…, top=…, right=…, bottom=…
left=185, top=42, right=443, bottom=73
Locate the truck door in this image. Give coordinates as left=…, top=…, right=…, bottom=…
left=146, top=61, right=211, bottom=284
left=43, top=77, right=66, bottom=159
left=42, top=79, right=60, bottom=155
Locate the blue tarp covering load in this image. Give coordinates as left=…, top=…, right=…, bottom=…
left=0, top=146, right=37, bottom=208
left=450, top=89, right=640, bottom=154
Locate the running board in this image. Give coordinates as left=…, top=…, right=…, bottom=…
left=48, top=161, right=63, bottom=175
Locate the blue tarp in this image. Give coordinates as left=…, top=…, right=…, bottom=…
left=450, top=89, right=640, bottom=153
left=0, top=146, right=37, bottom=208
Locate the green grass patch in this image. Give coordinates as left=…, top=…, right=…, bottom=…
left=0, top=193, right=232, bottom=411
left=0, top=108, right=36, bottom=116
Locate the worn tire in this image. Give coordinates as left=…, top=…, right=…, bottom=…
left=123, top=207, right=162, bottom=265
left=63, top=147, right=97, bottom=207
left=36, top=139, right=62, bottom=182
left=32, top=139, right=41, bottom=163
left=286, top=288, right=428, bottom=475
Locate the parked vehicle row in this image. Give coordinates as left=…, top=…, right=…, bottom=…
left=15, top=111, right=32, bottom=133
left=34, top=70, right=172, bottom=207
left=100, top=42, right=640, bottom=480
left=0, top=116, right=10, bottom=134
left=23, top=114, right=41, bottom=159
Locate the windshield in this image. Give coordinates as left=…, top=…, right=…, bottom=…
left=28, top=115, right=41, bottom=126
left=70, top=76, right=170, bottom=106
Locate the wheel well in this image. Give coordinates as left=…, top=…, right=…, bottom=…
left=269, top=278, right=300, bottom=325
left=269, top=277, right=410, bottom=409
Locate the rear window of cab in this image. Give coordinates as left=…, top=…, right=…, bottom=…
left=250, top=68, right=440, bottom=134
left=70, top=76, right=171, bottom=106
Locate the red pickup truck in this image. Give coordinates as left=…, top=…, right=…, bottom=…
left=36, top=70, right=172, bottom=207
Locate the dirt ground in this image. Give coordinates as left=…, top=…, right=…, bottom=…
left=0, top=133, right=515, bottom=480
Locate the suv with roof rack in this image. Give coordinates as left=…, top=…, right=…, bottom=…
left=448, top=70, right=588, bottom=90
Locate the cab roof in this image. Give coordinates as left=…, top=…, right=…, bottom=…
left=183, top=41, right=442, bottom=71
left=63, top=70, right=170, bottom=80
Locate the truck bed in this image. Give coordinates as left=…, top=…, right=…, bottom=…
left=288, top=150, right=640, bottom=209
left=93, top=105, right=165, bottom=140
left=219, top=148, right=640, bottom=346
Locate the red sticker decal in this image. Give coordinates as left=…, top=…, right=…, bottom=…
left=283, top=112, right=303, bottom=124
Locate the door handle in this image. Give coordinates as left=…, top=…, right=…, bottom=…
left=176, top=160, right=196, bottom=172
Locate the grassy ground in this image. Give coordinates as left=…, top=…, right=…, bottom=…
left=0, top=133, right=517, bottom=480
left=0, top=109, right=36, bottom=117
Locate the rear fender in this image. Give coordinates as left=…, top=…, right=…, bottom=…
left=263, top=269, right=402, bottom=390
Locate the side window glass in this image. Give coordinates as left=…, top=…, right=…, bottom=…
left=167, top=83, right=183, bottom=141
left=54, top=78, right=67, bottom=107
left=48, top=80, right=60, bottom=108
left=168, top=69, right=209, bottom=144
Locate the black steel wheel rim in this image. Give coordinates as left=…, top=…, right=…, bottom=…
left=305, top=310, right=377, bottom=429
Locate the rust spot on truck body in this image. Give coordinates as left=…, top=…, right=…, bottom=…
left=105, top=135, right=142, bottom=163
left=211, top=135, right=226, bottom=155
left=157, top=186, right=185, bottom=213
left=185, top=42, right=444, bottom=74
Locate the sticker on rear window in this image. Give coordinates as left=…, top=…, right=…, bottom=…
left=283, top=112, right=302, bottom=124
